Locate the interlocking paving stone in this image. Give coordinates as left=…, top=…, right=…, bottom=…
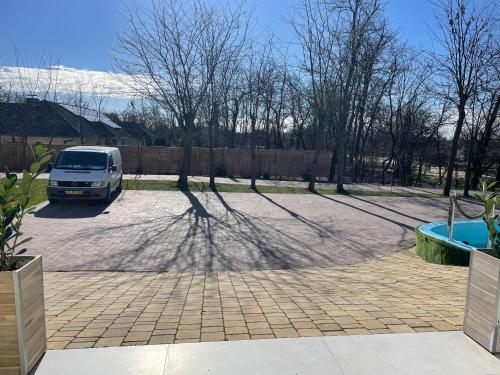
left=24, top=191, right=478, bottom=272
left=33, top=190, right=473, bottom=349
left=44, top=249, right=467, bottom=349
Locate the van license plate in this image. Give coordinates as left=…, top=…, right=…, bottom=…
left=65, top=190, right=82, bottom=195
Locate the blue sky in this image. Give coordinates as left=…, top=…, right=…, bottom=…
left=0, top=0, right=490, bottom=114
left=0, top=0, right=445, bottom=71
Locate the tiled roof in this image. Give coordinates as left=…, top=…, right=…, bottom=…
left=0, top=100, right=80, bottom=138
left=0, top=100, right=136, bottom=140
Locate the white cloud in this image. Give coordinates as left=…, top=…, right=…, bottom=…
left=0, top=65, right=141, bottom=99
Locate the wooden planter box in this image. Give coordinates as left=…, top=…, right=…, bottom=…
left=463, top=249, right=500, bottom=353
left=0, top=256, right=47, bottom=375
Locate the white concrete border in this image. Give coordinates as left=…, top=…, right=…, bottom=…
left=34, top=332, right=500, bottom=375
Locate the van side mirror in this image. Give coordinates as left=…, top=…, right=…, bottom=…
left=110, top=165, right=117, bottom=172
left=47, top=163, right=53, bottom=172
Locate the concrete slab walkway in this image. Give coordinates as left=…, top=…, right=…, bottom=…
left=34, top=332, right=500, bottom=374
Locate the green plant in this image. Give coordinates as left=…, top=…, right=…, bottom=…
left=302, top=169, right=312, bottom=182
left=476, top=179, right=500, bottom=255
left=0, top=145, right=53, bottom=271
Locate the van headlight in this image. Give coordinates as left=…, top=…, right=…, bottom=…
left=49, top=180, right=58, bottom=186
left=91, top=181, right=105, bottom=187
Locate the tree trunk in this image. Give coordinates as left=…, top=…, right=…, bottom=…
left=296, top=123, right=305, bottom=150
left=264, top=106, right=271, bottom=149
left=208, top=127, right=215, bottom=190
left=308, top=115, right=323, bottom=192
left=416, top=155, right=424, bottom=185
left=274, top=113, right=283, bottom=149
left=230, top=99, right=239, bottom=148
left=328, top=149, right=336, bottom=183
left=436, top=130, right=443, bottom=186
left=351, top=129, right=362, bottom=183
left=208, top=104, right=219, bottom=190
left=178, top=114, right=194, bottom=190
left=382, top=151, right=395, bottom=186
left=335, top=117, right=346, bottom=193
left=308, top=147, right=321, bottom=192
left=443, top=101, right=466, bottom=196
left=250, top=115, right=257, bottom=190
left=471, top=94, right=500, bottom=188
left=463, top=136, right=474, bottom=197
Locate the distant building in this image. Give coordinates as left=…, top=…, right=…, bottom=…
left=0, top=98, right=152, bottom=146
left=112, top=120, right=155, bottom=146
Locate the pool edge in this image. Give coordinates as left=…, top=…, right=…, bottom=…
left=415, top=225, right=471, bottom=266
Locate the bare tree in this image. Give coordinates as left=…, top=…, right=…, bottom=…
left=330, top=0, right=388, bottom=192
left=13, top=50, right=59, bottom=102
left=9, top=52, right=59, bottom=163
left=291, top=0, right=336, bottom=192
left=467, top=41, right=500, bottom=193
left=243, top=45, right=270, bottom=190
left=202, top=8, right=248, bottom=189
left=227, top=66, right=248, bottom=148
left=117, top=0, right=247, bottom=189
left=66, top=74, right=100, bottom=145
left=431, top=0, right=495, bottom=196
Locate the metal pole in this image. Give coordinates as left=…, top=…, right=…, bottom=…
left=487, top=200, right=495, bottom=248
left=449, top=190, right=456, bottom=241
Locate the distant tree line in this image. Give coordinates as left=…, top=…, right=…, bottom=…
left=1, top=0, right=498, bottom=195
left=112, top=0, right=499, bottom=194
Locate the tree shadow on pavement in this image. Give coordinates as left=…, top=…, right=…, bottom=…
left=314, top=192, right=416, bottom=231
left=347, top=195, right=429, bottom=224
left=50, top=190, right=407, bottom=273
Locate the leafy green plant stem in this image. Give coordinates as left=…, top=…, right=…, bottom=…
left=0, top=144, right=53, bottom=271
left=477, top=179, right=500, bottom=256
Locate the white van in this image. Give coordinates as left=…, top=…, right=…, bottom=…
left=47, top=146, right=123, bottom=204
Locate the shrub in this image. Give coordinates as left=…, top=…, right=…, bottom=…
left=214, top=165, right=227, bottom=178
left=0, top=145, right=53, bottom=271
left=302, top=169, right=312, bottom=182
left=477, top=179, right=500, bottom=256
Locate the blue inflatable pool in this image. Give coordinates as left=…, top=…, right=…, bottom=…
left=416, top=219, right=494, bottom=265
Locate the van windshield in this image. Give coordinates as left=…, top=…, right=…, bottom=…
left=54, top=151, right=107, bottom=170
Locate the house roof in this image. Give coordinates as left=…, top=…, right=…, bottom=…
left=0, top=99, right=136, bottom=140
left=0, top=100, right=80, bottom=138
left=115, top=120, right=155, bottom=139
left=48, top=102, right=120, bottom=138
left=60, top=104, right=122, bottom=129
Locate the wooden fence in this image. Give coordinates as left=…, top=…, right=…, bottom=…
left=0, top=143, right=332, bottom=178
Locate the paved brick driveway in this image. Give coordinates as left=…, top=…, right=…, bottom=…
left=24, top=191, right=480, bottom=272
left=43, top=249, right=467, bottom=349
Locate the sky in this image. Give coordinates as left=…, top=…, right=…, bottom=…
left=0, top=0, right=440, bottom=71
left=0, top=0, right=487, bottom=110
